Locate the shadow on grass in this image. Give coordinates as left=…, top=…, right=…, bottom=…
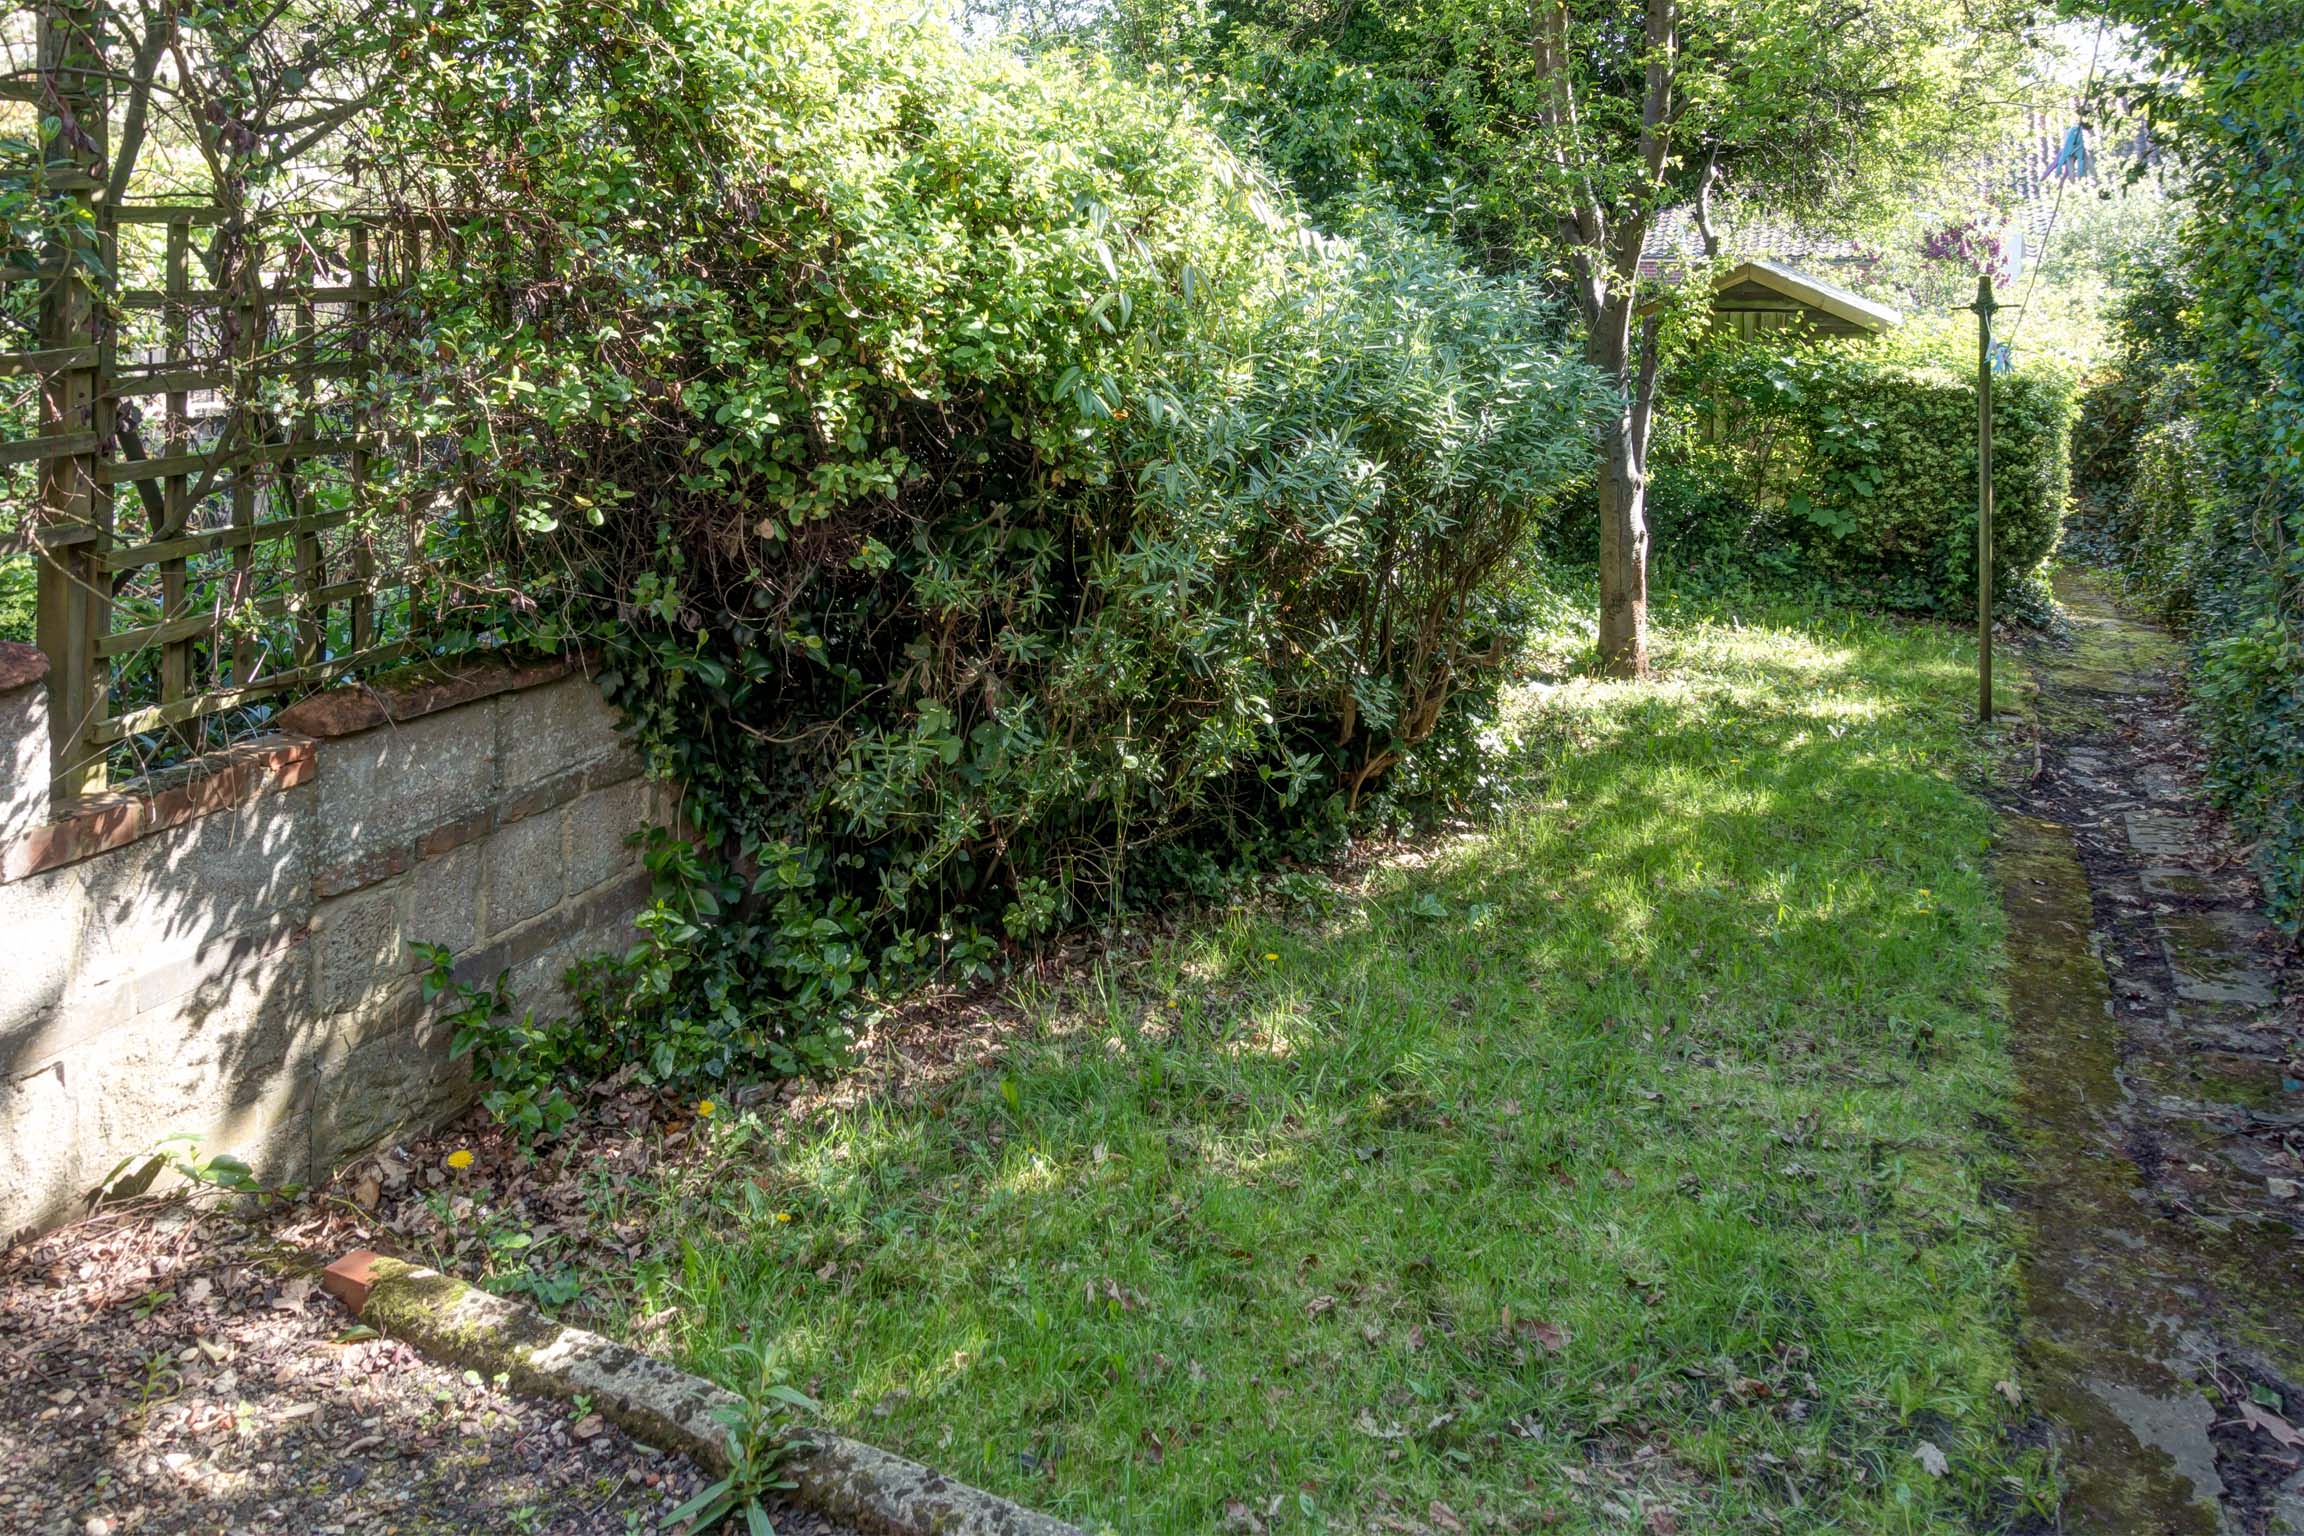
left=646, top=614, right=2039, bottom=1535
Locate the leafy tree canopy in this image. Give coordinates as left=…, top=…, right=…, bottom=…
left=1021, top=0, right=2043, bottom=673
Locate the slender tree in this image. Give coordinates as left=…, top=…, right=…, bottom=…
left=1063, top=0, right=2039, bottom=674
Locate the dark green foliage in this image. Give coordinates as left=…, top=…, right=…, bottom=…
left=1643, top=345, right=2073, bottom=615
left=0, top=555, right=32, bottom=646
left=2067, top=258, right=2192, bottom=564
left=2099, top=366, right=2208, bottom=623
left=2068, top=372, right=2149, bottom=537
left=417, top=943, right=580, bottom=1139
left=2079, top=0, right=2304, bottom=931
left=374, top=0, right=1606, bottom=1092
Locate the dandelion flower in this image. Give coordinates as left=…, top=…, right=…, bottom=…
left=697, top=1099, right=717, bottom=1118
left=445, top=1149, right=474, bottom=1171
left=774, top=1211, right=793, bottom=1223
left=1263, top=952, right=1279, bottom=961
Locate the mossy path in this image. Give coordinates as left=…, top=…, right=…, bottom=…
left=2005, top=571, right=2304, bottom=1534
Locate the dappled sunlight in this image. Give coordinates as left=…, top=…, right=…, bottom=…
left=633, top=599, right=2027, bottom=1534
left=1219, top=999, right=1313, bottom=1060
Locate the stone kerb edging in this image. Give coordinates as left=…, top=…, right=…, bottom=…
left=324, top=1251, right=1092, bottom=1536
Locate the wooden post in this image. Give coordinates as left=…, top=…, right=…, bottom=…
left=34, top=0, right=111, bottom=797
left=1971, top=274, right=1999, bottom=724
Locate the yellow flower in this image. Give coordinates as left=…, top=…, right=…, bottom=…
left=697, top=1099, right=717, bottom=1118
left=774, top=1211, right=793, bottom=1223
left=445, top=1149, right=474, bottom=1171
left=1165, top=999, right=1179, bottom=1010
left=1263, top=952, right=1279, bottom=961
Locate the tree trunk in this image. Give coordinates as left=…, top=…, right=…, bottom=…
left=1595, top=409, right=1650, bottom=678
left=1585, top=293, right=1652, bottom=679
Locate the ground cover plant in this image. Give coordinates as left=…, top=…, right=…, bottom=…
left=608, top=581, right=2045, bottom=1534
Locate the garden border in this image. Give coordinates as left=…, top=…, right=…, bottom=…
left=322, top=1251, right=1091, bottom=1536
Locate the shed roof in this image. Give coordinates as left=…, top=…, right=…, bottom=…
left=1712, top=259, right=1902, bottom=333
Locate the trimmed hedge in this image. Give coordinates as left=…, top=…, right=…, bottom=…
left=1662, top=346, right=2075, bottom=614
left=2103, top=366, right=2207, bottom=623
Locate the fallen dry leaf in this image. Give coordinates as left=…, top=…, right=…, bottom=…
left=1222, top=1498, right=1265, bottom=1534
left=2240, top=1400, right=2304, bottom=1450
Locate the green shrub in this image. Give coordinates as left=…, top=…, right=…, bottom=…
left=374, top=0, right=1605, bottom=1090
left=2067, top=367, right=2149, bottom=544
left=1660, top=344, right=2073, bottom=615
left=2088, top=0, right=2304, bottom=933
left=2100, top=365, right=2208, bottom=623
left=0, top=555, right=32, bottom=647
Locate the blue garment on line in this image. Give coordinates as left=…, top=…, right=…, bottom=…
left=2047, top=124, right=2091, bottom=181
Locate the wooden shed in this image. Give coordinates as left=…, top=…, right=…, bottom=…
left=1708, top=259, right=1902, bottom=340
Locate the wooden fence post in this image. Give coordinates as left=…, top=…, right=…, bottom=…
left=33, top=0, right=111, bottom=798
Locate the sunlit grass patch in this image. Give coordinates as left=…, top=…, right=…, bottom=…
left=621, top=588, right=2047, bottom=1534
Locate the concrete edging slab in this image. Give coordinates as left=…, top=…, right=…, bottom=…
left=325, top=1251, right=1089, bottom=1536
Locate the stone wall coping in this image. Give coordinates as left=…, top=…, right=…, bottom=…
left=1, top=735, right=316, bottom=884
left=274, top=652, right=583, bottom=739
left=0, top=642, right=48, bottom=697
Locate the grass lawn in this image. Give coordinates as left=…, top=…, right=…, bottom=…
left=621, top=591, right=2050, bottom=1534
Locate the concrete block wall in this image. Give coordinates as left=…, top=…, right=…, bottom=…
left=0, top=649, right=672, bottom=1247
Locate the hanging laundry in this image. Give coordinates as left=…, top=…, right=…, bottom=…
left=2047, top=123, right=2092, bottom=182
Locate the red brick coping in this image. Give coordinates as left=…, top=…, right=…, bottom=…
left=1, top=652, right=585, bottom=885
left=0, top=642, right=47, bottom=696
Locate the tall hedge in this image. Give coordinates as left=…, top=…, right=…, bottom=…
left=2097, top=365, right=2207, bottom=623
left=365, top=0, right=1606, bottom=1092
left=2084, top=0, right=2304, bottom=933
left=1663, top=346, right=2074, bottom=613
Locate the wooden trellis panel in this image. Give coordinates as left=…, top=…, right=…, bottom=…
left=2, top=4, right=430, bottom=798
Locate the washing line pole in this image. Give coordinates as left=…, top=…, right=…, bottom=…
left=1971, top=273, right=1999, bottom=723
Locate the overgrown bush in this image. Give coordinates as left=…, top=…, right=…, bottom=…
left=2067, top=368, right=2149, bottom=542
left=2066, top=258, right=2191, bottom=566
left=2105, top=366, right=2208, bottom=622
left=1648, top=344, right=2073, bottom=614
left=2084, top=0, right=2304, bottom=933
left=374, top=0, right=1605, bottom=1090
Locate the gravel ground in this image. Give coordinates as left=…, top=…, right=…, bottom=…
left=0, top=1199, right=846, bottom=1536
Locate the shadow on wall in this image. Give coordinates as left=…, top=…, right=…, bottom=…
left=0, top=644, right=673, bottom=1247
